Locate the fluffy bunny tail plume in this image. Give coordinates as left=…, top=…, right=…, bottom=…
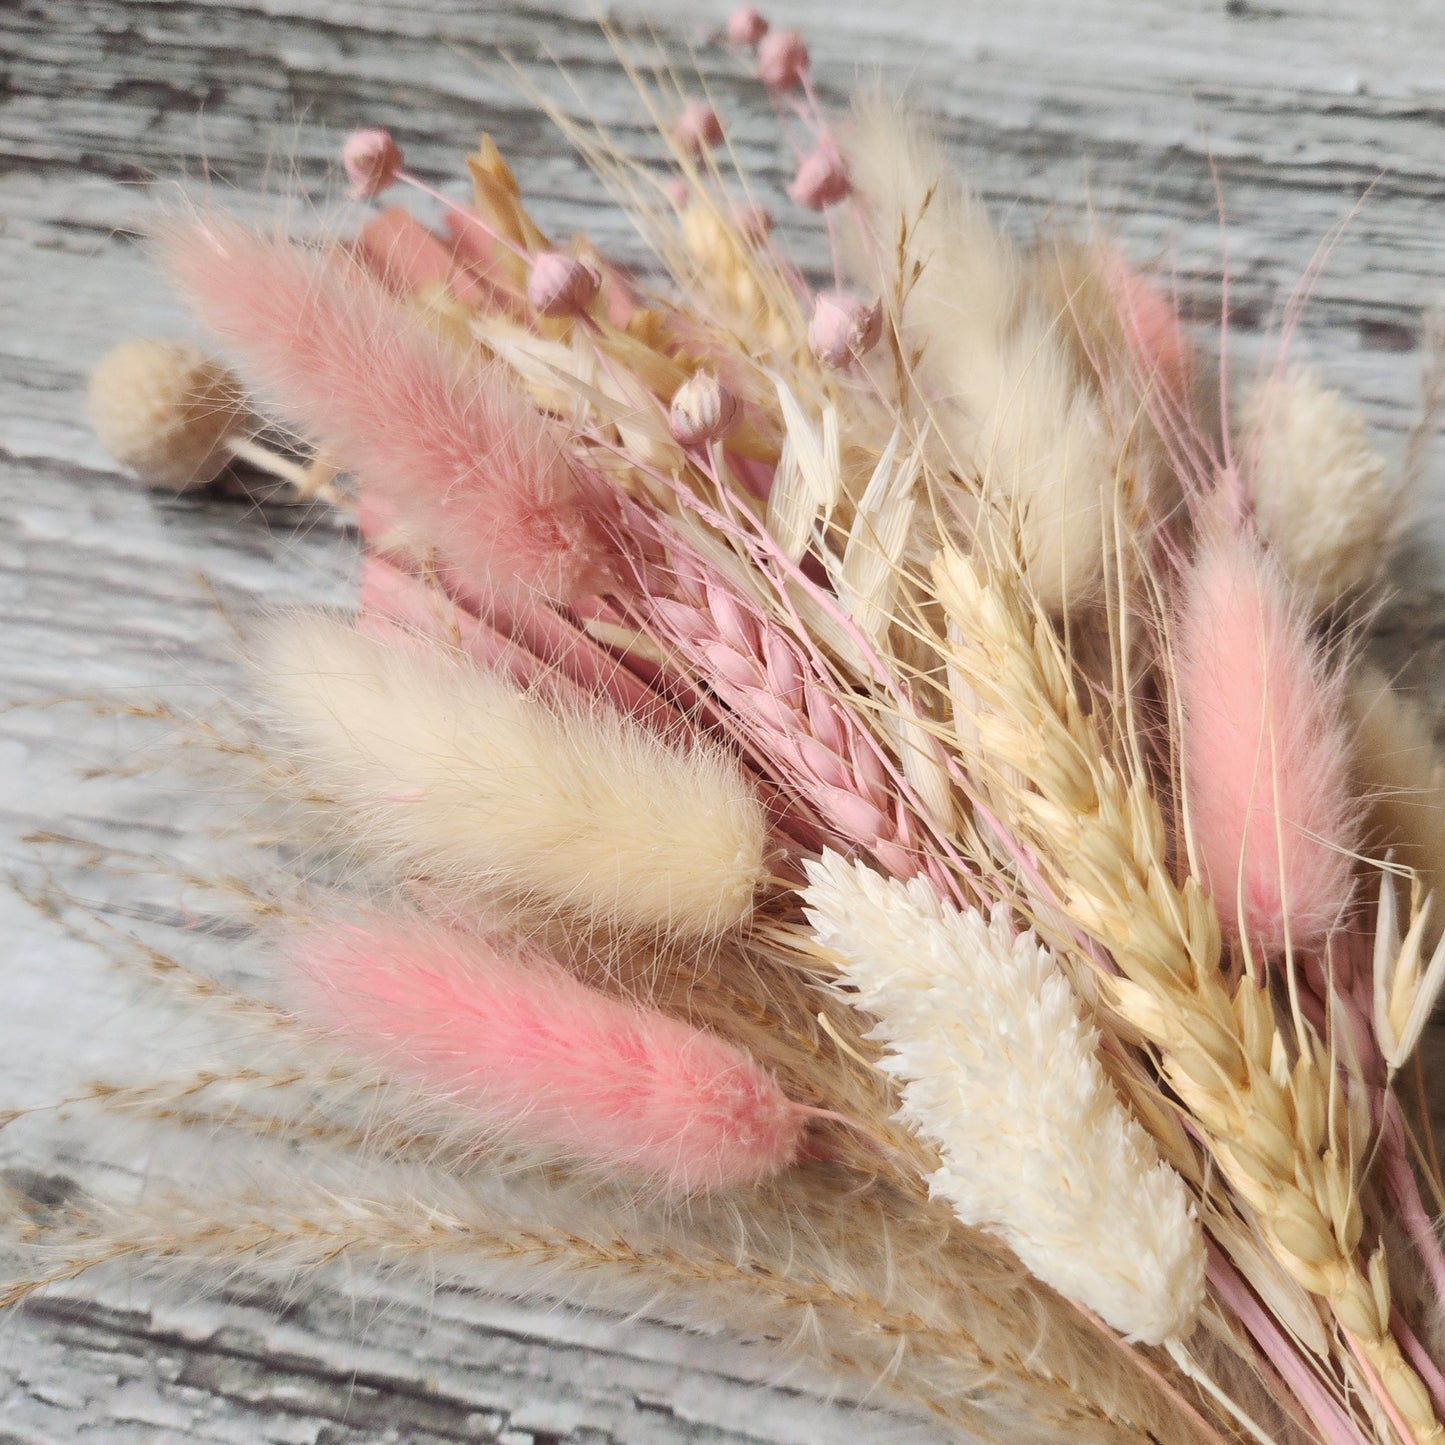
left=1347, top=662, right=1445, bottom=943
left=844, top=100, right=1110, bottom=612
left=292, top=911, right=807, bottom=1193
left=257, top=615, right=769, bottom=937
left=1239, top=364, right=1394, bottom=613
left=1177, top=531, right=1359, bottom=952
left=803, top=852, right=1204, bottom=1345
left=157, top=213, right=612, bottom=605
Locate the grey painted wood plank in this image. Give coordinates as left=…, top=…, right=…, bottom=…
left=3, top=1, right=1445, bottom=1439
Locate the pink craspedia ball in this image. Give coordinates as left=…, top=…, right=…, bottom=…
left=756, top=29, right=808, bottom=89
left=788, top=139, right=850, bottom=209
left=526, top=251, right=602, bottom=318
left=809, top=293, right=883, bottom=368
left=343, top=128, right=404, bottom=201
left=675, top=100, right=725, bottom=155
left=726, top=5, right=768, bottom=46
left=669, top=371, right=741, bottom=447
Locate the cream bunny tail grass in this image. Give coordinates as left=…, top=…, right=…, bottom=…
left=802, top=850, right=1204, bottom=1345
left=843, top=98, right=1113, bottom=612
left=1238, top=365, right=1395, bottom=614
left=1347, top=661, right=1445, bottom=942
left=254, top=614, right=769, bottom=937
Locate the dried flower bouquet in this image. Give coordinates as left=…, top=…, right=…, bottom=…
left=20, top=7, right=1445, bottom=1442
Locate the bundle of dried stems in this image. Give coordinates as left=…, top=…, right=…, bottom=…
left=19, top=6, right=1445, bottom=1443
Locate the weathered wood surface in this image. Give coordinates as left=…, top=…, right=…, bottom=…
left=4, top=1, right=1445, bottom=1440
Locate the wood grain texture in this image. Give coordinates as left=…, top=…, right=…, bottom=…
left=3, top=1, right=1445, bottom=1440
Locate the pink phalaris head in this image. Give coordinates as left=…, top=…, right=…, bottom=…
left=808, top=292, right=883, bottom=368
left=342, top=128, right=404, bottom=201
left=675, top=99, right=725, bottom=155
left=1103, top=246, right=1192, bottom=393
left=733, top=203, right=774, bottom=246
left=1176, top=531, right=1359, bottom=954
left=756, top=29, right=809, bottom=89
left=292, top=912, right=808, bottom=1195
left=788, top=138, right=851, bottom=209
left=669, top=370, right=742, bottom=447
left=727, top=5, right=769, bottom=46
left=159, top=214, right=615, bottom=606
left=526, top=250, right=602, bottom=318
left=664, top=177, right=691, bottom=209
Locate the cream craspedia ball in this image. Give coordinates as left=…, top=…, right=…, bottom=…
left=88, top=338, right=251, bottom=490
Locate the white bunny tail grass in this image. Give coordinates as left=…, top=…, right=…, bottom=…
left=1238, top=364, right=1395, bottom=613
left=802, top=851, right=1205, bottom=1346
left=254, top=614, right=769, bottom=937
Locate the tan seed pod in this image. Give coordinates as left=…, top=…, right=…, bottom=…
left=89, top=337, right=343, bottom=503
left=88, top=338, right=251, bottom=490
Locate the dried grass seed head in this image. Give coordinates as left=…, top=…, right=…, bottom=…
left=256, top=614, right=771, bottom=938
left=803, top=852, right=1206, bottom=1346
left=526, top=250, right=602, bottom=318
left=292, top=911, right=808, bottom=1194
left=159, top=213, right=614, bottom=605
left=1239, top=363, right=1395, bottom=612
left=756, top=29, right=809, bottom=89
left=88, top=338, right=251, bottom=490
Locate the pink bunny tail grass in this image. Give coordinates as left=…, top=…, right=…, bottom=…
left=1103, top=246, right=1192, bottom=397
left=290, top=912, right=809, bottom=1194
left=157, top=212, right=613, bottom=606
left=1176, top=532, right=1359, bottom=953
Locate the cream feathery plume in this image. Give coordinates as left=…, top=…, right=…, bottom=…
left=256, top=615, right=768, bottom=937
left=1238, top=364, right=1395, bottom=613
left=1347, top=661, right=1445, bottom=943
left=843, top=98, right=1113, bottom=613
left=802, top=849, right=1205, bottom=1346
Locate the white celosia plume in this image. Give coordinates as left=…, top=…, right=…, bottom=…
left=802, top=851, right=1204, bottom=1344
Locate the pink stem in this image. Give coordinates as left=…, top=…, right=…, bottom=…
left=1342, top=1328, right=1417, bottom=1445
left=1393, top=1305, right=1445, bottom=1421
left=397, top=169, right=532, bottom=264
left=1206, top=1244, right=1368, bottom=1445
left=1380, top=1094, right=1445, bottom=1313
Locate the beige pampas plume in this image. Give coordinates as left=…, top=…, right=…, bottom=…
left=1347, top=661, right=1445, bottom=939
left=255, top=615, right=769, bottom=936
left=843, top=97, right=1112, bottom=612
left=1238, top=364, right=1395, bottom=612
left=802, top=850, right=1205, bottom=1346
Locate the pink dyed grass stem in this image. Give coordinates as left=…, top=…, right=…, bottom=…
left=1378, top=1095, right=1445, bottom=1341
left=292, top=912, right=811, bottom=1195
left=1205, top=1243, right=1368, bottom=1445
